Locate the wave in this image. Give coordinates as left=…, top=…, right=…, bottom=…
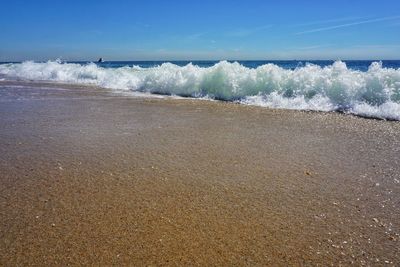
left=1, top=60, right=399, bottom=120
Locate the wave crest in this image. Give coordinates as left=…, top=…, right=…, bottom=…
left=1, top=60, right=399, bottom=120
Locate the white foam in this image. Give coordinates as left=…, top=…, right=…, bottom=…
left=241, top=93, right=335, bottom=112
left=1, top=60, right=399, bottom=120
left=352, top=101, right=400, bottom=120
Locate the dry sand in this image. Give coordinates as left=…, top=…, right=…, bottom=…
left=0, top=81, right=399, bottom=266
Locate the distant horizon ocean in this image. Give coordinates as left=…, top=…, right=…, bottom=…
left=1, top=59, right=400, bottom=69
left=1, top=59, right=399, bottom=120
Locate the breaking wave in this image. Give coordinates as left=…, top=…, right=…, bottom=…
left=0, top=60, right=399, bottom=120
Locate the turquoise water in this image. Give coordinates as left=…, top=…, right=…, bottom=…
left=3, top=60, right=400, bottom=71
left=73, top=60, right=400, bottom=71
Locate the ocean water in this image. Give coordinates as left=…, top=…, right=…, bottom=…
left=1, top=60, right=400, bottom=120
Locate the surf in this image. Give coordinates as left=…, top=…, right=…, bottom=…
left=0, top=60, right=399, bottom=120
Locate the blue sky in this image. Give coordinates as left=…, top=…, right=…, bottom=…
left=1, top=0, right=400, bottom=61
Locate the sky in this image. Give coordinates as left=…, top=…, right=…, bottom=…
left=1, top=0, right=400, bottom=61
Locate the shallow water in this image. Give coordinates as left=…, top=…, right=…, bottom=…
left=0, top=81, right=399, bottom=265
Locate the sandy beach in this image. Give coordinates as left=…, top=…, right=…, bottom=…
left=0, top=80, right=399, bottom=266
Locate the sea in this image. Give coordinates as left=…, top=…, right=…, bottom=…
left=1, top=60, right=399, bottom=120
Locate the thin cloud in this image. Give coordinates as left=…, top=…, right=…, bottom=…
left=352, top=44, right=400, bottom=49
left=296, top=44, right=332, bottom=50
left=185, top=32, right=207, bottom=40
left=165, top=32, right=208, bottom=43
left=293, top=16, right=362, bottom=27
left=296, top=16, right=400, bottom=35
left=227, top=25, right=272, bottom=37
left=80, top=30, right=103, bottom=36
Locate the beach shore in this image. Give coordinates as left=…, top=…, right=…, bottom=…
left=0, top=81, right=399, bottom=266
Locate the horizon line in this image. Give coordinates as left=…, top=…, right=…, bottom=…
left=1, top=58, right=400, bottom=63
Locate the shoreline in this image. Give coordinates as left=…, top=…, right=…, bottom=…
left=0, top=81, right=399, bottom=265
left=1, top=79, right=398, bottom=122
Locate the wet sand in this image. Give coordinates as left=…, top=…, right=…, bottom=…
left=0, top=81, right=399, bottom=266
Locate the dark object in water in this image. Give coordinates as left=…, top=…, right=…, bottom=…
left=98, top=58, right=104, bottom=63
